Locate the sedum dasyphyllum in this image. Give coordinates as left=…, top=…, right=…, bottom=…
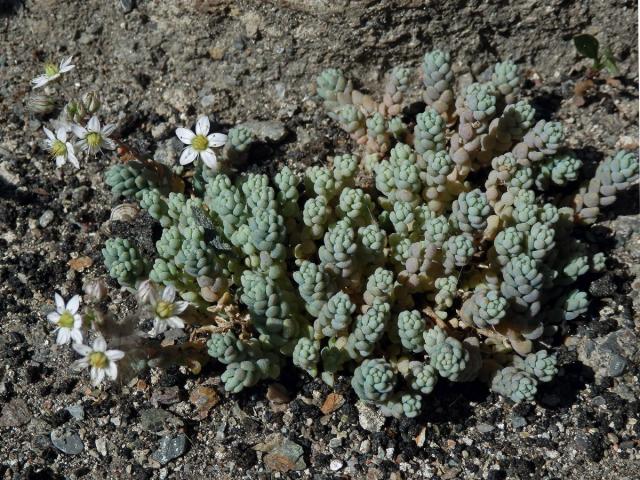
left=94, top=50, right=639, bottom=415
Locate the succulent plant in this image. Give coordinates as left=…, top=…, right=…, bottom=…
left=96, top=51, right=637, bottom=417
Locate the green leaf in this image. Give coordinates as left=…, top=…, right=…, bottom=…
left=573, top=34, right=600, bottom=60
left=600, top=47, right=620, bottom=76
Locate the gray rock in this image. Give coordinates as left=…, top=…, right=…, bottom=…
left=50, top=429, right=84, bottom=455
left=239, top=120, right=288, bottom=143
left=511, top=416, right=527, bottom=428
left=476, top=423, right=494, bottom=433
left=66, top=404, right=85, bottom=420
left=38, top=210, right=54, bottom=228
left=200, top=95, right=216, bottom=109
left=151, top=122, right=171, bottom=140
left=120, top=0, right=135, bottom=13
left=0, top=398, right=31, bottom=427
left=608, top=354, right=627, bottom=377
left=329, top=437, right=343, bottom=448
left=356, top=401, right=385, bottom=433
left=255, top=434, right=306, bottom=472
left=242, top=12, right=261, bottom=39
left=577, top=328, right=637, bottom=380
left=140, top=408, right=183, bottom=434
left=151, top=434, right=187, bottom=465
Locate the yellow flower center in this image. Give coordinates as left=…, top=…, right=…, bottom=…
left=58, top=311, right=75, bottom=329
left=44, top=63, right=59, bottom=78
left=155, top=301, right=173, bottom=319
left=191, top=134, right=209, bottom=152
left=51, top=139, right=67, bottom=158
left=89, top=351, right=109, bottom=369
left=86, top=132, right=102, bottom=148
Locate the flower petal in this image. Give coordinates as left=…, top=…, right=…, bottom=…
left=87, top=116, right=100, bottom=132
left=47, top=312, right=60, bottom=323
left=106, top=349, right=125, bottom=361
left=151, top=319, right=166, bottom=336
left=31, top=75, right=49, bottom=88
left=56, top=128, right=67, bottom=142
left=207, top=133, right=227, bottom=147
left=200, top=149, right=217, bottom=169
left=55, top=293, right=65, bottom=312
left=93, top=336, right=107, bottom=352
left=107, top=362, right=118, bottom=380
left=72, top=358, right=89, bottom=370
left=66, top=294, right=80, bottom=314
left=66, top=146, right=79, bottom=168
left=179, top=147, right=198, bottom=165
left=43, top=127, right=56, bottom=141
left=195, top=116, right=210, bottom=136
left=175, top=127, right=195, bottom=144
left=173, top=301, right=189, bottom=315
left=91, top=367, right=105, bottom=386
left=102, top=138, right=116, bottom=150
left=55, top=156, right=65, bottom=167
left=60, top=56, right=74, bottom=69
left=71, top=124, right=87, bottom=138
left=70, top=329, right=83, bottom=344
left=167, top=316, right=185, bottom=329
left=56, top=328, right=71, bottom=345
left=101, top=123, right=116, bottom=136
left=73, top=343, right=92, bottom=356
left=161, top=285, right=176, bottom=303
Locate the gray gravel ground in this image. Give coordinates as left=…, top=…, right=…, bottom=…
left=0, top=0, right=639, bottom=479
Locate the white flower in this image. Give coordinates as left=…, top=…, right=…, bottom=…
left=47, top=293, right=83, bottom=345
left=138, top=281, right=189, bottom=336
left=72, top=337, right=124, bottom=386
left=43, top=126, right=79, bottom=168
left=72, top=116, right=116, bottom=155
left=175, top=116, right=227, bottom=169
left=32, top=56, right=75, bottom=89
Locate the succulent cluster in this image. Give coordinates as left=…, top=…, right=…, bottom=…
left=101, top=50, right=637, bottom=415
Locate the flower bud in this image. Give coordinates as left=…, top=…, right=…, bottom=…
left=66, top=99, right=86, bottom=123
left=83, top=278, right=108, bottom=302
left=26, top=93, right=57, bottom=115
left=137, top=279, right=157, bottom=304
left=82, top=91, right=101, bottom=114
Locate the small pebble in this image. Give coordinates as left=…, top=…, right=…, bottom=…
left=50, top=429, right=84, bottom=455
left=511, top=416, right=527, bottom=429
left=65, top=404, right=84, bottom=420
left=120, top=0, right=135, bottom=13
left=329, top=459, right=343, bottom=471
left=329, top=437, right=343, bottom=449
left=477, top=423, right=495, bottom=433
left=39, top=210, right=54, bottom=228
left=607, top=354, right=627, bottom=377
left=95, top=437, right=107, bottom=456
left=151, top=434, right=187, bottom=465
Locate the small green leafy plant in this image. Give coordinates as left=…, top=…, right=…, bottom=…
left=573, top=33, right=620, bottom=76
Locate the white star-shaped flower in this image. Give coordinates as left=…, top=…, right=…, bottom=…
left=43, top=126, right=79, bottom=168
left=175, top=116, right=227, bottom=169
left=72, top=336, right=124, bottom=386
left=72, top=116, right=116, bottom=155
left=47, top=293, right=83, bottom=345
left=32, top=56, right=75, bottom=89
left=138, top=280, right=189, bottom=336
